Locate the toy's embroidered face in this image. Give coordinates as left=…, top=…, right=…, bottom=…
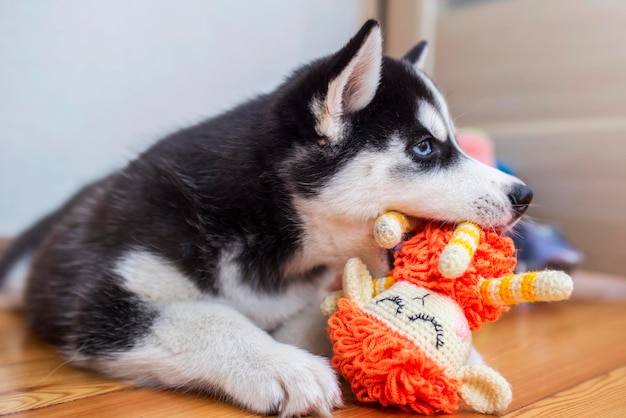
left=376, top=292, right=445, bottom=349
left=361, top=281, right=472, bottom=372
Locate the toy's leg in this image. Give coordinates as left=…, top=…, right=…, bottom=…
left=458, top=364, right=512, bottom=414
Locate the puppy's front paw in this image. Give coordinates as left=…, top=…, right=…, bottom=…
left=230, top=344, right=342, bottom=417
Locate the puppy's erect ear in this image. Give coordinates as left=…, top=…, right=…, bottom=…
left=312, top=20, right=382, bottom=142
left=403, top=40, right=429, bottom=72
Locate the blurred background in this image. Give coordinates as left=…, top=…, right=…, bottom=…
left=1, top=0, right=625, bottom=276
left=0, top=0, right=363, bottom=234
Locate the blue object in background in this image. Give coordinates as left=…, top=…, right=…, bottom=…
left=497, top=159, right=583, bottom=273
left=511, top=219, right=584, bottom=274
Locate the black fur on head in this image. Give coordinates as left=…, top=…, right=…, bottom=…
left=266, top=20, right=382, bottom=150
left=264, top=22, right=452, bottom=197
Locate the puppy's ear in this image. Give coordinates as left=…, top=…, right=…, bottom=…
left=312, top=20, right=382, bottom=142
left=403, top=40, right=429, bottom=72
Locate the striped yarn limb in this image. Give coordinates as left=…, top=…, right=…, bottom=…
left=374, top=211, right=417, bottom=249
left=480, top=270, right=573, bottom=306
left=438, top=222, right=481, bottom=279
left=372, top=275, right=395, bottom=297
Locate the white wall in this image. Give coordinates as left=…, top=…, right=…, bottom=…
left=0, top=0, right=361, bottom=235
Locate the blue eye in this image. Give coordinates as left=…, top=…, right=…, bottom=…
left=412, top=139, right=432, bottom=157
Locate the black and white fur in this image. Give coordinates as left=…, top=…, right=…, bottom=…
left=0, top=21, right=532, bottom=417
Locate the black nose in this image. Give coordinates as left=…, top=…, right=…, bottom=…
left=508, top=184, right=533, bottom=218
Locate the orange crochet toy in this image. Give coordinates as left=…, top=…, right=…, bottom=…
left=321, top=212, right=573, bottom=415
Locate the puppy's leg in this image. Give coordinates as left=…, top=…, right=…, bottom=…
left=86, top=301, right=342, bottom=417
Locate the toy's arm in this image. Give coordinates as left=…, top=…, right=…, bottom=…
left=373, top=211, right=417, bottom=249
left=438, top=222, right=481, bottom=278
left=374, top=211, right=481, bottom=279
left=480, top=270, right=573, bottom=305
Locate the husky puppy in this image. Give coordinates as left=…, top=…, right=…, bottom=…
left=0, top=20, right=532, bottom=417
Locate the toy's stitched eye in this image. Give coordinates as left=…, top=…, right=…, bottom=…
left=408, top=312, right=445, bottom=349
left=412, top=138, right=432, bottom=157
left=376, top=295, right=405, bottom=315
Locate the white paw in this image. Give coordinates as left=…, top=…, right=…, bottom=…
left=228, top=344, right=342, bottom=417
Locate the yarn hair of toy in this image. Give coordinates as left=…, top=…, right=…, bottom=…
left=328, top=298, right=461, bottom=415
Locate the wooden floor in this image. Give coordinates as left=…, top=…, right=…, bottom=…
left=1, top=237, right=625, bottom=417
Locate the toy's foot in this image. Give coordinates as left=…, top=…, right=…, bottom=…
left=458, top=364, right=512, bottom=414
